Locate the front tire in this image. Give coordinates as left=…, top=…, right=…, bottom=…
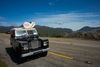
left=42, top=51, right=48, bottom=57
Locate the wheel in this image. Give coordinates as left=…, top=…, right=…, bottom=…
left=42, top=51, right=48, bottom=57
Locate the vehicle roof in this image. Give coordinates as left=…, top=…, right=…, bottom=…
left=11, top=27, right=36, bottom=31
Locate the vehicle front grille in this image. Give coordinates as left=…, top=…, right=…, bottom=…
left=30, top=40, right=41, bottom=49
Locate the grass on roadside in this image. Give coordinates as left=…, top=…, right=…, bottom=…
left=0, top=59, right=7, bottom=67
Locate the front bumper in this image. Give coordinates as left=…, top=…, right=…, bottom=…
left=21, top=48, right=49, bottom=57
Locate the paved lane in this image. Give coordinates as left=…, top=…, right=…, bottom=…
left=0, top=34, right=100, bottom=67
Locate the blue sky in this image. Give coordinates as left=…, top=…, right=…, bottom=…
left=0, top=0, right=100, bottom=30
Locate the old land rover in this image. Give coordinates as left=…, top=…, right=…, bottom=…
left=10, top=22, right=49, bottom=57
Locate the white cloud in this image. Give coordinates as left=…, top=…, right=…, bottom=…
left=33, top=12, right=100, bottom=30
left=0, top=13, right=100, bottom=31
left=0, top=16, right=7, bottom=26
left=0, top=16, right=5, bottom=21
left=0, top=16, right=19, bottom=26
left=48, top=0, right=59, bottom=6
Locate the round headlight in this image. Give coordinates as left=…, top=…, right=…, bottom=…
left=23, top=46, right=28, bottom=50
left=43, top=42, right=47, bottom=46
left=22, top=43, right=29, bottom=50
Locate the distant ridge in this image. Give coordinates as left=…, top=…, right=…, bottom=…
left=35, top=25, right=73, bottom=37
left=78, top=26, right=100, bottom=32
left=0, top=25, right=73, bottom=37
left=0, top=25, right=100, bottom=39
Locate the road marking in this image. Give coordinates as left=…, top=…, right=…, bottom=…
left=50, top=41, right=71, bottom=45
left=49, top=51, right=73, bottom=60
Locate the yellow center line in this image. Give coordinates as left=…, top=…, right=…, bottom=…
left=49, top=51, right=73, bottom=60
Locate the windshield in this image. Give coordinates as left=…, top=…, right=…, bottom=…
left=16, top=30, right=27, bottom=36
left=15, top=29, right=37, bottom=36
left=27, top=30, right=37, bottom=35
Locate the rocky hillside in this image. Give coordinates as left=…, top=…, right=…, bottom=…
left=0, top=25, right=73, bottom=37
left=72, top=26, right=100, bottom=40
left=0, top=25, right=100, bottom=40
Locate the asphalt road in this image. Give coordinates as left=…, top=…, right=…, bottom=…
left=0, top=33, right=100, bottom=67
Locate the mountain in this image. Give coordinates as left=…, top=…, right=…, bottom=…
left=0, top=25, right=100, bottom=39
left=75, top=26, right=100, bottom=40
left=0, top=26, right=14, bottom=33
left=0, top=25, right=73, bottom=37
left=78, top=26, right=100, bottom=32
left=35, top=25, right=73, bottom=37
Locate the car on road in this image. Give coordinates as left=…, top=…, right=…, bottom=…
left=10, top=22, right=49, bottom=57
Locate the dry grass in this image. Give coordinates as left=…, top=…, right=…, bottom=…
left=0, top=59, right=7, bottom=67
